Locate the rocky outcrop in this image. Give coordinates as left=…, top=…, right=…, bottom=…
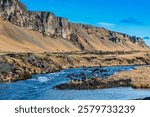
left=0, top=0, right=149, bottom=51
left=0, top=0, right=70, bottom=38
left=0, top=51, right=150, bottom=82
left=53, top=78, right=132, bottom=90
left=0, top=53, right=62, bottom=82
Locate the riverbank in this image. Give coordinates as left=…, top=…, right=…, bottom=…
left=106, top=66, right=150, bottom=88
left=1, top=65, right=150, bottom=100
left=0, top=51, right=150, bottom=82
left=54, top=66, right=150, bottom=90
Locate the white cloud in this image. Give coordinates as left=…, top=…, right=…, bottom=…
left=97, top=22, right=115, bottom=28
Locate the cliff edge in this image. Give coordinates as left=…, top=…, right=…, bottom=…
left=0, top=0, right=149, bottom=52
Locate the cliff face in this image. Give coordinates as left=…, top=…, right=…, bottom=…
left=0, top=0, right=70, bottom=38
left=0, top=0, right=149, bottom=51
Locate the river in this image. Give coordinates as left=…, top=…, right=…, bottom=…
left=0, top=65, right=150, bottom=100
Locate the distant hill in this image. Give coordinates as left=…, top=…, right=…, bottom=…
left=0, top=0, right=149, bottom=52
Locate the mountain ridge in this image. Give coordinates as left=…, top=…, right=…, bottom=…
left=0, top=0, right=149, bottom=52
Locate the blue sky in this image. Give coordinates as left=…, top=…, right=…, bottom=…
left=20, top=0, right=150, bottom=46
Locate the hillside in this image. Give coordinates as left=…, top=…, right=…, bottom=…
left=0, top=18, right=79, bottom=52
left=0, top=0, right=149, bottom=52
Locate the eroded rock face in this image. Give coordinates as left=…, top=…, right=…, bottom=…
left=0, top=0, right=70, bottom=39
left=0, top=0, right=149, bottom=51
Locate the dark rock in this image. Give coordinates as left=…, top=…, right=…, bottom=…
left=67, top=72, right=86, bottom=81
left=54, top=78, right=132, bottom=90
left=142, top=97, right=150, bottom=100
left=0, top=62, right=14, bottom=73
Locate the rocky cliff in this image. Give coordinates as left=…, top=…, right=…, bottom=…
left=0, top=0, right=70, bottom=38
left=0, top=0, right=149, bottom=52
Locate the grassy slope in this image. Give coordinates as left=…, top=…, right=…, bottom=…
left=0, top=18, right=149, bottom=53
left=0, top=19, right=79, bottom=53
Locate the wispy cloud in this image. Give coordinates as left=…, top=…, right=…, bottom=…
left=97, top=22, right=115, bottom=28
left=120, top=18, right=144, bottom=25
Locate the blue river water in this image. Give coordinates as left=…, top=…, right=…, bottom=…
left=0, top=65, right=150, bottom=100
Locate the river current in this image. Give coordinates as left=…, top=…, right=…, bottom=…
left=0, top=65, right=150, bottom=100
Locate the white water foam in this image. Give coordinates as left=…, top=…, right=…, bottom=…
left=36, top=76, right=50, bottom=83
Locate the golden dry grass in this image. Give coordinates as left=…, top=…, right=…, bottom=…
left=107, top=66, right=150, bottom=88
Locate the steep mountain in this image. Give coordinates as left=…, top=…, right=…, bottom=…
left=0, top=0, right=149, bottom=52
